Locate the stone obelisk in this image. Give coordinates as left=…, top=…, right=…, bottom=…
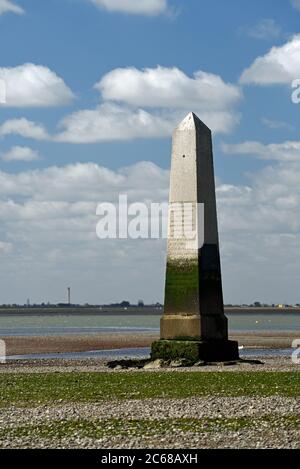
left=151, top=113, right=239, bottom=362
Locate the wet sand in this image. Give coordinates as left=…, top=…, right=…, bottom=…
left=1, top=331, right=298, bottom=356
left=3, top=332, right=156, bottom=355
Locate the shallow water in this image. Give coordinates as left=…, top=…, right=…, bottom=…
left=5, top=346, right=294, bottom=361
left=0, top=312, right=299, bottom=336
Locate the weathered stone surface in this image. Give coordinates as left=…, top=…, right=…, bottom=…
left=143, top=359, right=165, bottom=369
left=169, top=359, right=191, bottom=368
left=153, top=112, right=239, bottom=361
left=162, top=113, right=228, bottom=341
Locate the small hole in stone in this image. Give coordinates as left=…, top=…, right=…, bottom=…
left=182, top=154, right=186, bottom=158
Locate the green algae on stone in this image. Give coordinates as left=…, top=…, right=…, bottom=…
left=164, top=260, right=199, bottom=314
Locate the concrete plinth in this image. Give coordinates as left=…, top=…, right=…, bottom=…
left=151, top=339, right=239, bottom=363
left=160, top=314, right=228, bottom=341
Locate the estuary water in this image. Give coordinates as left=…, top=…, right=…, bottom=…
left=0, top=309, right=299, bottom=336
left=6, top=347, right=293, bottom=361
left=0, top=309, right=298, bottom=360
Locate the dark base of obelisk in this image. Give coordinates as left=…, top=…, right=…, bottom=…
left=151, top=339, right=239, bottom=363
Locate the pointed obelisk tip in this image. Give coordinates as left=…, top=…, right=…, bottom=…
left=177, top=112, right=211, bottom=133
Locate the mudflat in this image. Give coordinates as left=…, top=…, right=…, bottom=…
left=1, top=331, right=298, bottom=356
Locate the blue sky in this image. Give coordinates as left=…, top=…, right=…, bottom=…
left=1, top=0, right=300, bottom=304
left=0, top=0, right=298, bottom=178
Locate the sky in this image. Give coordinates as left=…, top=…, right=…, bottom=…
left=1, top=0, right=300, bottom=305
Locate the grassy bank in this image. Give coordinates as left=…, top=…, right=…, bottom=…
left=0, top=371, right=299, bottom=407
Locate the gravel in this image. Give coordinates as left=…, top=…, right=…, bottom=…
left=0, top=355, right=298, bottom=373
left=0, top=396, right=299, bottom=449
left=0, top=355, right=299, bottom=449
left=0, top=396, right=299, bottom=424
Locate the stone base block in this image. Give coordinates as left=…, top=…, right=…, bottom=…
left=160, top=314, right=228, bottom=341
left=151, top=339, right=239, bottom=363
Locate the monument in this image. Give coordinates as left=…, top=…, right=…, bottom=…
left=151, top=113, right=239, bottom=362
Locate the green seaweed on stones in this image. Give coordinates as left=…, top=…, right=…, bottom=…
left=164, top=260, right=199, bottom=313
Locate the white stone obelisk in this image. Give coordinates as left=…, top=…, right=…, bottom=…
left=152, top=112, right=239, bottom=362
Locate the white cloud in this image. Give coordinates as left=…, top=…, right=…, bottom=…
left=261, top=117, right=294, bottom=130
left=0, top=66, right=240, bottom=143
left=88, top=0, right=168, bottom=16
left=0, top=118, right=49, bottom=140
left=221, top=140, right=300, bottom=162
left=56, top=67, right=241, bottom=142
left=290, top=0, right=300, bottom=10
left=0, top=161, right=169, bottom=201
left=240, top=34, right=300, bottom=85
left=198, top=111, right=240, bottom=135
left=1, top=159, right=300, bottom=303
left=0, top=241, right=13, bottom=254
left=217, top=158, right=300, bottom=303
left=0, top=63, right=74, bottom=107
left=0, top=161, right=169, bottom=303
left=243, top=19, right=281, bottom=40
left=56, top=104, right=240, bottom=143
left=97, top=66, right=241, bottom=110
left=1, top=146, right=40, bottom=162
left=218, top=164, right=300, bottom=237
left=0, top=0, right=23, bottom=15
left=56, top=103, right=175, bottom=143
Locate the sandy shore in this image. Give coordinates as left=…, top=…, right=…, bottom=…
left=3, top=332, right=157, bottom=355
left=1, top=331, right=298, bottom=356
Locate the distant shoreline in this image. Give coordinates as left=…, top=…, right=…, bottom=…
left=0, top=306, right=299, bottom=316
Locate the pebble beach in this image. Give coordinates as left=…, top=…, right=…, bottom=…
left=0, top=355, right=299, bottom=449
